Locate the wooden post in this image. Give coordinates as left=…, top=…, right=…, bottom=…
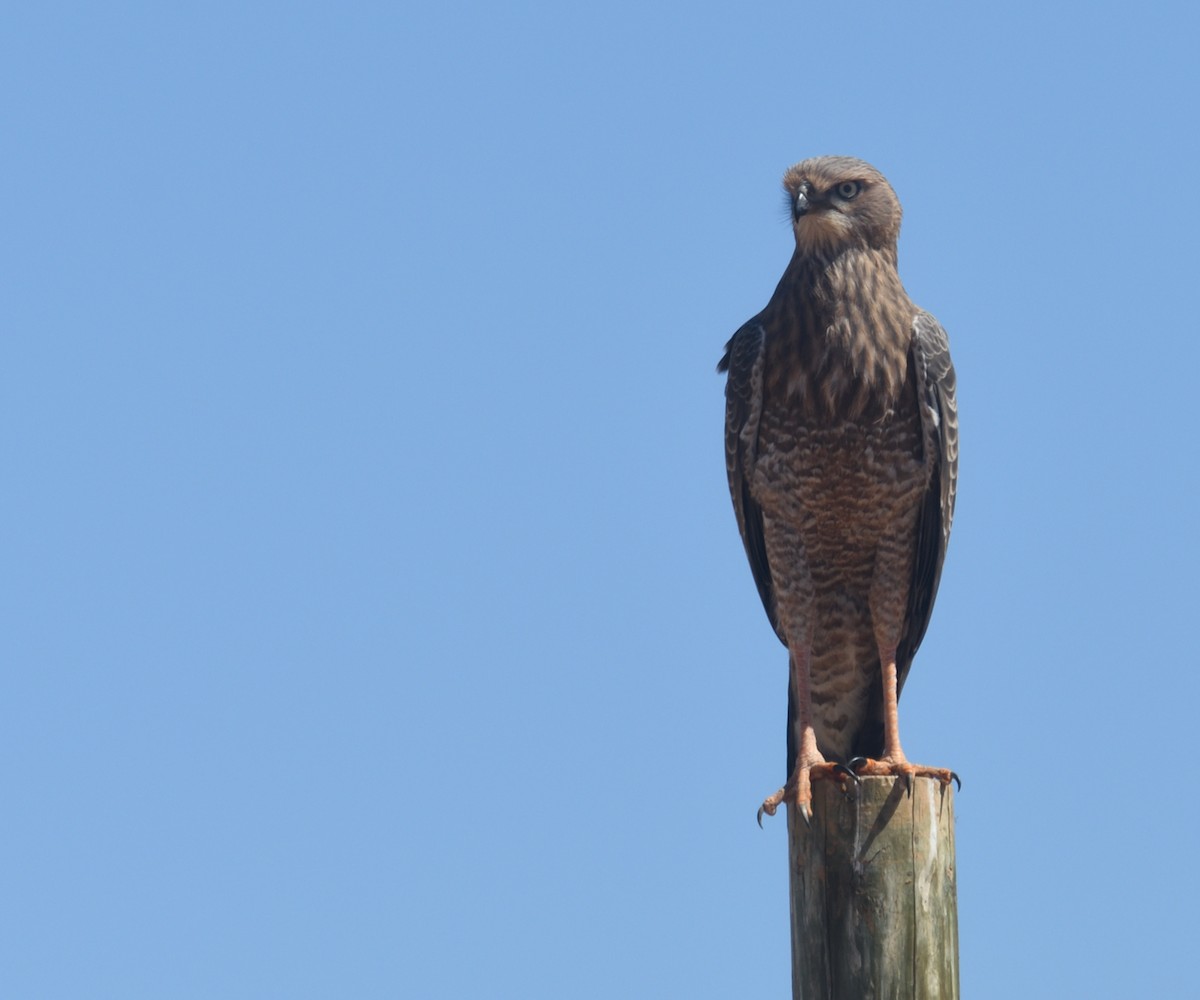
left=786, top=776, right=959, bottom=999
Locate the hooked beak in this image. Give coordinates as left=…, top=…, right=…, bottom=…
left=793, top=183, right=812, bottom=220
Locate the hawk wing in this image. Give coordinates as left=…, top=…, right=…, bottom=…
left=718, top=321, right=784, bottom=644
left=896, top=310, right=958, bottom=692
left=851, top=311, right=957, bottom=759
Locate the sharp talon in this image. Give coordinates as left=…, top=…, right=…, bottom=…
left=757, top=795, right=780, bottom=827
left=847, top=756, right=868, bottom=773
left=799, top=804, right=811, bottom=827
left=832, top=763, right=860, bottom=783
left=951, top=772, right=962, bottom=791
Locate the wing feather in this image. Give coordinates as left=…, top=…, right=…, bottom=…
left=849, top=311, right=956, bottom=759
left=896, top=310, right=958, bottom=694
left=718, top=322, right=784, bottom=644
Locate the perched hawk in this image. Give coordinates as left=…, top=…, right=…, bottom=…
left=718, top=157, right=958, bottom=823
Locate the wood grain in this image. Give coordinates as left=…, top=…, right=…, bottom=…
left=786, top=776, right=959, bottom=999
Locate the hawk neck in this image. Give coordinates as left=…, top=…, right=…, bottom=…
left=762, top=246, right=916, bottom=424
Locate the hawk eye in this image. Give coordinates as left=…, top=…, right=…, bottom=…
left=835, top=181, right=862, bottom=200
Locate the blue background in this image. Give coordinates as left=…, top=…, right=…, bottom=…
left=4, top=2, right=1197, bottom=996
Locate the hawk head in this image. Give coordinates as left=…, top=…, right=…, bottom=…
left=782, top=156, right=902, bottom=258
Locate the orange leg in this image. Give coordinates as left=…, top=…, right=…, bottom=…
left=850, top=647, right=959, bottom=790
left=758, top=646, right=855, bottom=826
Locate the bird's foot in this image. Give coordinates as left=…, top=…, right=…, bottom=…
left=757, top=760, right=858, bottom=827
left=848, top=754, right=961, bottom=792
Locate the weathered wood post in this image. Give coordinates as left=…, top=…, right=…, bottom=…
left=786, top=776, right=959, bottom=999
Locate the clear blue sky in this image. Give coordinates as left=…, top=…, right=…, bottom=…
left=4, top=2, right=1197, bottom=997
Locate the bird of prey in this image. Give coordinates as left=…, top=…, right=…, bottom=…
left=718, top=156, right=958, bottom=823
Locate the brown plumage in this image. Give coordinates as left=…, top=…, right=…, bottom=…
left=718, top=156, right=958, bottom=822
